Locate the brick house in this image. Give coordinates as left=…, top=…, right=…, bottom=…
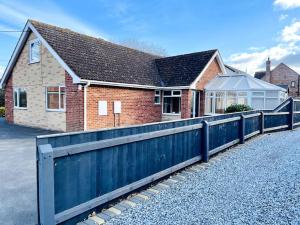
left=254, top=58, right=300, bottom=98
left=0, top=20, right=226, bottom=132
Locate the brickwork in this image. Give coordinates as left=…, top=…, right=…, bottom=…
left=86, top=86, right=162, bottom=129
left=270, top=63, right=300, bottom=98
left=4, top=76, right=13, bottom=123
left=10, top=32, right=66, bottom=131
left=65, top=72, right=84, bottom=131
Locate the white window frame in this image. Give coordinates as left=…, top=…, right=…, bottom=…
left=291, top=81, right=296, bottom=88
left=13, top=87, right=27, bottom=109
left=162, top=90, right=182, bottom=115
left=154, top=90, right=161, bottom=105
left=45, top=85, right=66, bottom=112
left=29, top=39, right=41, bottom=64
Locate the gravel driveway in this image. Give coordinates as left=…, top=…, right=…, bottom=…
left=0, top=118, right=54, bottom=225
left=107, top=129, right=300, bottom=225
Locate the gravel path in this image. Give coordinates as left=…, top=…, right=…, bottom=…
left=107, top=129, right=300, bottom=225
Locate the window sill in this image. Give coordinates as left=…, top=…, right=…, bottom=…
left=28, top=60, right=40, bottom=65
left=46, top=109, right=66, bottom=113
left=154, top=103, right=161, bottom=105
left=162, top=113, right=181, bottom=116
left=14, top=107, right=27, bottom=110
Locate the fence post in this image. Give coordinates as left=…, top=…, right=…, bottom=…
left=240, top=115, right=245, bottom=144
left=38, top=144, right=55, bottom=225
left=290, top=98, right=294, bottom=130
left=260, top=112, right=264, bottom=134
left=202, top=120, right=209, bottom=162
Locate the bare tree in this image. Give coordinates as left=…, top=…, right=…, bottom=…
left=118, top=39, right=168, bottom=56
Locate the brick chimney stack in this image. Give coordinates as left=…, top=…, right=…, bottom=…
left=266, top=57, right=271, bottom=83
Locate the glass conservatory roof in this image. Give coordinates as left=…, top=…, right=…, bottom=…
left=205, top=73, right=287, bottom=92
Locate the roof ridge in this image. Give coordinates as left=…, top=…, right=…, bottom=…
left=28, top=19, right=163, bottom=58
left=156, top=49, right=217, bottom=61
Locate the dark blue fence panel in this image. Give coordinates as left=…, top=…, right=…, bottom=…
left=264, top=114, right=289, bottom=129
left=245, top=116, right=261, bottom=136
left=294, top=113, right=300, bottom=125
left=208, top=120, right=240, bottom=151
left=53, top=128, right=202, bottom=219
left=295, top=100, right=300, bottom=112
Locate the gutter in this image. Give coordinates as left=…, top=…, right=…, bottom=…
left=79, top=79, right=190, bottom=90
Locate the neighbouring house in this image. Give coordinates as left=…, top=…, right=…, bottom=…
left=205, top=71, right=287, bottom=114
left=254, top=58, right=300, bottom=98
left=0, top=20, right=227, bottom=132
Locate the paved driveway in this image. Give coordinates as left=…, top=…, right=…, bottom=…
left=0, top=118, right=56, bottom=225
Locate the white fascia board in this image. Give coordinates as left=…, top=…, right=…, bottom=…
left=79, top=79, right=190, bottom=90
left=0, top=23, right=31, bottom=89
left=28, top=23, right=81, bottom=83
left=190, top=50, right=226, bottom=90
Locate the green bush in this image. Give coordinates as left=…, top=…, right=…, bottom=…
left=0, top=107, right=5, bottom=117
left=225, top=104, right=252, bottom=113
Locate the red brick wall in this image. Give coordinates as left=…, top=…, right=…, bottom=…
left=65, top=72, right=84, bottom=131
left=181, top=89, right=192, bottom=119
left=86, top=86, right=162, bottom=129
left=4, top=76, right=14, bottom=123
left=195, top=58, right=222, bottom=90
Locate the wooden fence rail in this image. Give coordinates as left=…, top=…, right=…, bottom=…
left=36, top=98, right=300, bottom=225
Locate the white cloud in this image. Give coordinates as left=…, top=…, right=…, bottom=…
left=227, top=20, right=300, bottom=75
left=0, top=0, right=108, bottom=39
left=281, top=21, right=300, bottom=42
left=279, top=14, right=288, bottom=21
left=274, top=0, right=300, bottom=9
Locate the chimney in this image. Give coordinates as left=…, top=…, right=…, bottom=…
left=265, top=57, right=271, bottom=83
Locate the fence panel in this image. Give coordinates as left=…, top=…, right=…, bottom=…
left=37, top=98, right=296, bottom=225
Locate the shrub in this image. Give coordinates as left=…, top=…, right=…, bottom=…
left=0, top=107, right=5, bottom=117
left=225, top=104, right=252, bottom=113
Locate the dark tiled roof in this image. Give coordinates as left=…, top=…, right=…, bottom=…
left=276, top=84, right=289, bottom=90
left=225, top=64, right=244, bottom=74
left=254, top=71, right=266, bottom=79
left=30, top=20, right=162, bottom=86
left=155, top=50, right=217, bottom=86
left=30, top=20, right=218, bottom=87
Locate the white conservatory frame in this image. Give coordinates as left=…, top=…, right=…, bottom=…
left=205, top=90, right=287, bottom=114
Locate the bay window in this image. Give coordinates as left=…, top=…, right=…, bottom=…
left=14, top=88, right=27, bottom=108
left=163, top=90, right=181, bottom=114
left=46, top=86, right=65, bottom=111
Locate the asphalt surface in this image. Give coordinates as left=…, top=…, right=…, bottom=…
left=0, top=118, right=54, bottom=225
left=107, top=129, right=300, bottom=225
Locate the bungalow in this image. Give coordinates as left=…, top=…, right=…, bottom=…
left=0, top=20, right=227, bottom=132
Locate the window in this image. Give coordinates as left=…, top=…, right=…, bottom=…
left=215, top=92, right=225, bottom=114
left=154, top=90, right=161, bottom=104
left=238, top=92, right=248, bottom=105
left=226, top=91, right=237, bottom=107
left=163, top=90, right=181, bottom=114
left=29, top=39, right=41, bottom=63
left=291, top=81, right=296, bottom=87
left=251, top=91, right=265, bottom=109
left=46, top=86, right=65, bottom=111
left=14, top=88, right=27, bottom=108
left=205, top=92, right=214, bottom=114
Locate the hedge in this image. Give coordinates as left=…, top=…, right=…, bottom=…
left=0, top=107, right=5, bottom=117
left=225, top=104, right=252, bottom=113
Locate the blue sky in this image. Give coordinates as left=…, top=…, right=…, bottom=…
left=1, top=0, right=300, bottom=77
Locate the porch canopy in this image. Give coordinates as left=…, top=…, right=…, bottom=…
left=204, top=73, right=287, bottom=114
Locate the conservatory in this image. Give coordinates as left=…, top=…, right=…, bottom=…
left=204, top=73, right=287, bottom=114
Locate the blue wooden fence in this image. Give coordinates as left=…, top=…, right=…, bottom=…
left=36, top=98, right=300, bottom=225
